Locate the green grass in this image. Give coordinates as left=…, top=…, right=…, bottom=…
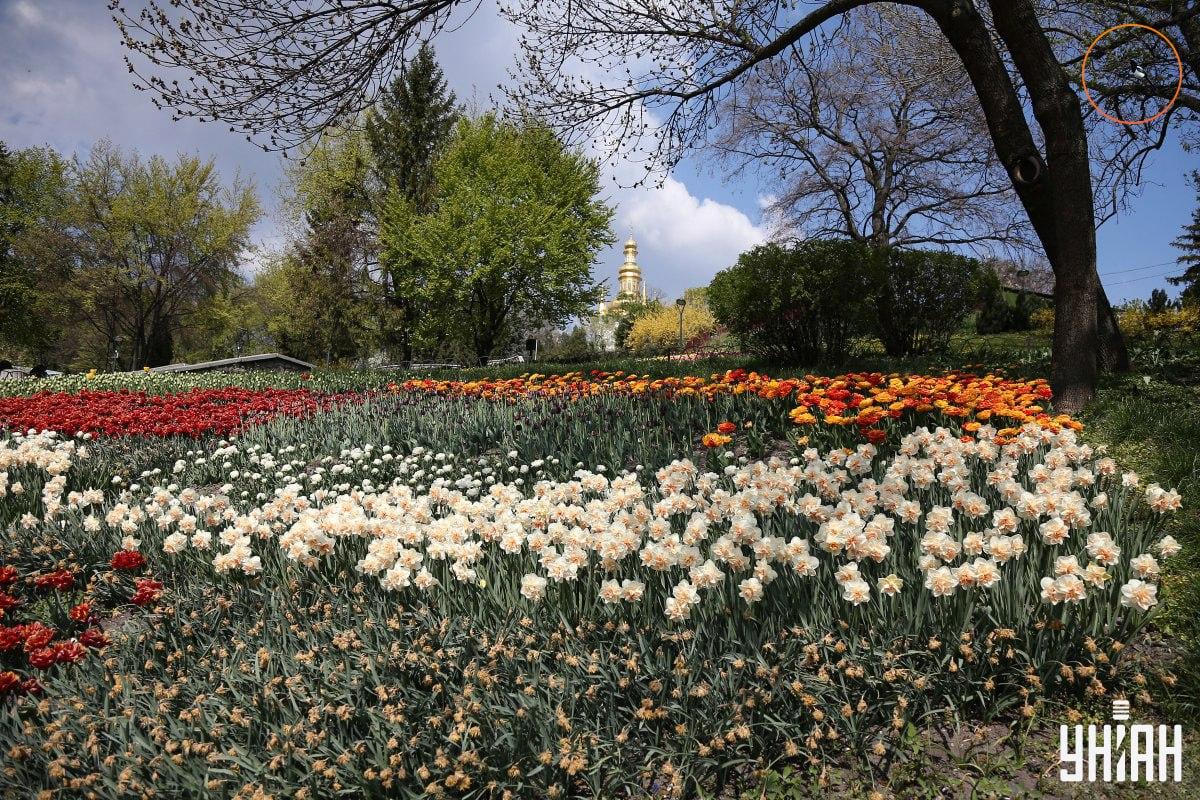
left=1080, top=374, right=1200, bottom=714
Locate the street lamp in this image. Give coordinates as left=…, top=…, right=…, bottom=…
left=675, top=297, right=686, bottom=357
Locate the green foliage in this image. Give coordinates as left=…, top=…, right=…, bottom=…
left=365, top=43, right=458, bottom=214
left=277, top=132, right=380, bottom=364
left=1171, top=170, right=1200, bottom=304
left=975, top=271, right=1011, bottom=335
left=539, top=326, right=599, bottom=362
left=976, top=272, right=1037, bottom=336
left=1081, top=375, right=1200, bottom=715
left=711, top=241, right=982, bottom=362
left=1149, top=288, right=1171, bottom=314
left=66, top=142, right=259, bottom=369
left=2, top=140, right=261, bottom=370
left=366, top=45, right=459, bottom=363
left=0, top=143, right=72, bottom=363
left=281, top=128, right=374, bottom=230
left=874, top=248, right=984, bottom=357
left=381, top=114, right=613, bottom=364
left=1011, top=289, right=1035, bottom=331
left=708, top=240, right=874, bottom=364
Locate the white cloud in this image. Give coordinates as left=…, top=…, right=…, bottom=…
left=10, top=1, right=43, bottom=26
left=603, top=176, right=766, bottom=298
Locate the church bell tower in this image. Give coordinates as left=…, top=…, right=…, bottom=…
left=617, top=236, right=646, bottom=301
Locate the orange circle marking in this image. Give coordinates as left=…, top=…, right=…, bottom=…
left=1082, top=23, right=1183, bottom=125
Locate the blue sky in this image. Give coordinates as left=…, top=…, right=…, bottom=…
left=0, top=0, right=1192, bottom=303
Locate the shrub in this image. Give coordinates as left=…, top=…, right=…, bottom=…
left=708, top=240, right=873, bottom=364
left=874, top=248, right=984, bottom=356
left=975, top=270, right=1013, bottom=335
left=625, top=288, right=716, bottom=353
left=976, top=273, right=1040, bottom=336
left=1011, top=289, right=1038, bottom=331
left=1031, top=305, right=1055, bottom=331
left=711, top=241, right=984, bottom=361
left=540, top=326, right=599, bottom=362
left=612, top=299, right=659, bottom=350
left=1117, top=300, right=1200, bottom=338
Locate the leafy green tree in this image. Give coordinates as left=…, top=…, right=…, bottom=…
left=873, top=248, right=984, bottom=356
left=280, top=131, right=379, bottom=364
left=0, top=143, right=72, bottom=363
left=1148, top=288, right=1170, bottom=314
left=365, top=44, right=459, bottom=363
left=709, top=240, right=874, bottom=364
left=381, top=114, right=612, bottom=364
left=1171, top=171, right=1200, bottom=306
left=67, top=142, right=260, bottom=369
left=541, top=326, right=598, bottom=363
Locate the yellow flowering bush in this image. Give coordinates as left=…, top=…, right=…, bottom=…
left=626, top=294, right=717, bottom=353
left=1117, top=302, right=1200, bottom=337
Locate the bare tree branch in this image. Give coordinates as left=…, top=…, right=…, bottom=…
left=109, top=0, right=479, bottom=151
left=713, top=7, right=1034, bottom=255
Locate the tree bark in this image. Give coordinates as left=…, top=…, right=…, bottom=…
left=1097, top=282, right=1131, bottom=371
left=915, top=0, right=1140, bottom=411
left=985, top=0, right=1105, bottom=412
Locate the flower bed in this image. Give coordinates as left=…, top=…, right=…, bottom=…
left=0, top=375, right=1184, bottom=798
left=0, top=387, right=362, bottom=438
left=0, top=534, right=160, bottom=698
left=390, top=369, right=1066, bottom=431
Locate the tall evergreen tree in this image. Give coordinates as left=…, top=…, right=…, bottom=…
left=365, top=43, right=458, bottom=213
left=1171, top=171, right=1200, bottom=305
left=291, top=186, right=375, bottom=365
left=278, top=131, right=377, bottom=364
left=365, top=44, right=459, bottom=364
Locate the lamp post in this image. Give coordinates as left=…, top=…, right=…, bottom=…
left=675, top=297, right=686, bottom=357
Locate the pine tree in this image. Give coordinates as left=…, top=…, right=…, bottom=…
left=365, top=43, right=458, bottom=214
left=1171, top=170, right=1200, bottom=305
left=366, top=43, right=458, bottom=362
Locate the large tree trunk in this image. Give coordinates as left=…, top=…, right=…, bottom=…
left=926, top=0, right=1128, bottom=411
left=1097, top=283, right=1130, bottom=371
left=1051, top=256, right=1101, bottom=412
left=146, top=317, right=174, bottom=367
left=987, top=0, right=1102, bottom=412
